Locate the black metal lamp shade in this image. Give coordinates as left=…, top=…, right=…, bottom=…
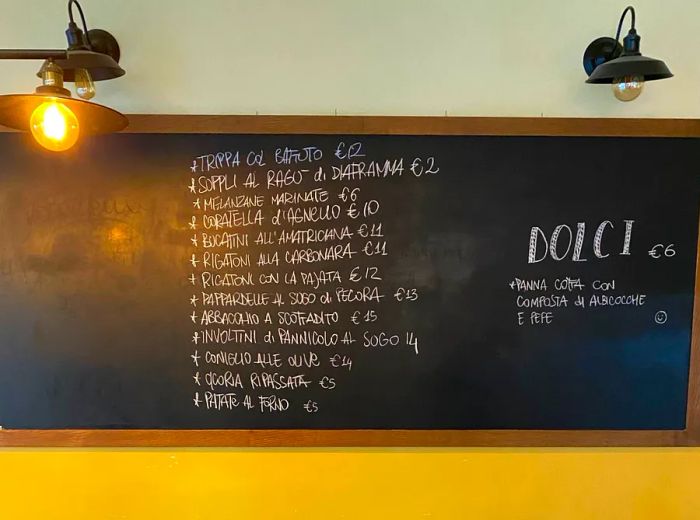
left=49, top=49, right=125, bottom=82
left=0, top=94, right=128, bottom=134
left=583, top=6, right=673, bottom=87
left=586, top=54, right=673, bottom=84
left=50, top=27, right=124, bottom=82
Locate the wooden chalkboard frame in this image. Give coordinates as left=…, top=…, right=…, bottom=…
left=0, top=115, right=698, bottom=447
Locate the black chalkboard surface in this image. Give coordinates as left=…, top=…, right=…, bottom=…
left=0, top=123, right=697, bottom=434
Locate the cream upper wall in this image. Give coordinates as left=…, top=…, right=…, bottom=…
left=0, top=0, right=698, bottom=117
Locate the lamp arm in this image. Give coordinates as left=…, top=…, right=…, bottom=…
left=0, top=2, right=95, bottom=61
left=614, top=6, right=636, bottom=43
left=0, top=50, right=68, bottom=60
left=68, top=0, right=92, bottom=49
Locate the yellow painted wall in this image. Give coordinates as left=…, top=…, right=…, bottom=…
left=1, top=2, right=699, bottom=517
left=0, top=449, right=699, bottom=518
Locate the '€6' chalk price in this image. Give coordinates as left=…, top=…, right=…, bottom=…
left=648, top=243, right=676, bottom=259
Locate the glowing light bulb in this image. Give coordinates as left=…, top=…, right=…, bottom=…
left=29, top=101, right=80, bottom=152
left=75, top=68, right=96, bottom=100
left=612, top=75, right=644, bottom=102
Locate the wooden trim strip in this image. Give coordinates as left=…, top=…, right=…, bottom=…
left=1, top=115, right=699, bottom=136
left=116, top=115, right=700, bottom=137
left=0, top=428, right=688, bottom=448
left=685, top=213, right=700, bottom=445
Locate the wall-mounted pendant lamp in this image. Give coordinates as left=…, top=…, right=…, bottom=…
left=0, top=0, right=127, bottom=151
left=583, top=5, right=672, bottom=102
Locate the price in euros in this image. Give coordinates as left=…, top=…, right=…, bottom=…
left=394, top=287, right=419, bottom=302
left=648, top=243, right=676, bottom=259
left=319, top=376, right=336, bottom=390
left=349, top=266, right=382, bottom=282
left=410, top=156, right=440, bottom=177
left=362, top=241, right=387, bottom=256
left=347, top=200, right=381, bottom=219
left=303, top=400, right=319, bottom=413
left=329, top=354, right=353, bottom=371
left=351, top=309, right=378, bottom=324
left=357, top=223, right=384, bottom=238
left=338, top=187, right=359, bottom=203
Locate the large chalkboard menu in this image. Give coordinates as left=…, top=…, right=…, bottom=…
left=0, top=117, right=698, bottom=445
